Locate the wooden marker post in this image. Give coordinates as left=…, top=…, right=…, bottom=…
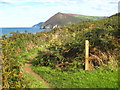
left=85, top=40, right=89, bottom=70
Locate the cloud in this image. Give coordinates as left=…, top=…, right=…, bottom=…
left=0, top=0, right=17, bottom=4
left=0, top=1, right=9, bottom=4
left=82, top=0, right=119, bottom=3
left=0, top=0, right=119, bottom=5
left=80, top=0, right=118, bottom=15
left=0, top=0, right=78, bottom=4
left=109, top=2, right=118, bottom=4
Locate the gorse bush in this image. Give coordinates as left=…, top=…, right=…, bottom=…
left=2, top=35, right=26, bottom=88
left=32, top=13, right=119, bottom=71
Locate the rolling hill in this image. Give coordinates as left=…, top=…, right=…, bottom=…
left=40, top=12, right=106, bottom=29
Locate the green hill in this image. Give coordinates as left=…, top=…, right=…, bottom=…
left=40, top=12, right=105, bottom=29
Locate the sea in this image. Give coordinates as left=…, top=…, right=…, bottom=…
left=0, top=27, right=49, bottom=36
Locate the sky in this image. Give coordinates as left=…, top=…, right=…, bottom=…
left=0, top=0, right=119, bottom=27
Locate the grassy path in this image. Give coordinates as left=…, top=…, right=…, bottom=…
left=23, top=62, right=53, bottom=88
left=21, top=45, right=55, bottom=88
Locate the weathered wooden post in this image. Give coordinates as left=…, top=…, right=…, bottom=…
left=85, top=40, right=89, bottom=70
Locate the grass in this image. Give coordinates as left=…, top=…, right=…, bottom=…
left=32, top=66, right=118, bottom=88
left=19, top=45, right=47, bottom=64
left=20, top=47, right=50, bottom=88
left=20, top=49, right=48, bottom=88
left=24, top=72, right=47, bottom=88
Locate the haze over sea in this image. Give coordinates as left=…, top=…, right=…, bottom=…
left=0, top=27, right=49, bottom=36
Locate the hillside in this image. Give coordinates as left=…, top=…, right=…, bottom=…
left=40, top=12, right=105, bottom=29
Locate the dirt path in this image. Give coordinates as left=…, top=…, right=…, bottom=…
left=23, top=50, right=55, bottom=89
left=23, top=63, right=54, bottom=89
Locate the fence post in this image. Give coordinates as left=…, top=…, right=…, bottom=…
left=85, top=40, right=89, bottom=70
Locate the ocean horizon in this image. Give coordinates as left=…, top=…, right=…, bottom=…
left=0, top=27, right=49, bottom=35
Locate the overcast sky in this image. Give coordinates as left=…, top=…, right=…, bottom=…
left=0, top=0, right=119, bottom=27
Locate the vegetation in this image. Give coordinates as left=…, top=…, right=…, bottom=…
left=1, top=13, right=119, bottom=88
left=33, top=13, right=119, bottom=71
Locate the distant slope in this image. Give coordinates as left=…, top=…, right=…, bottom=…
left=40, top=12, right=106, bottom=29
left=109, top=12, right=120, bottom=17
left=32, top=22, right=44, bottom=28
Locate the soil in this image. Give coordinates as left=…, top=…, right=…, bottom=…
left=23, top=63, right=55, bottom=89
left=23, top=52, right=56, bottom=89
